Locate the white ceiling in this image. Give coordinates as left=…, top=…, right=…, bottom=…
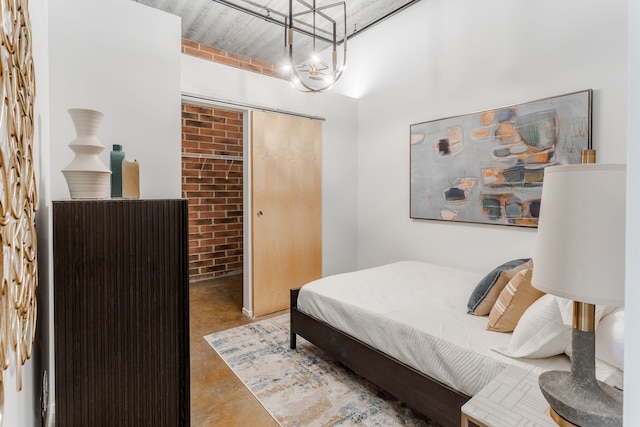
left=133, top=0, right=422, bottom=66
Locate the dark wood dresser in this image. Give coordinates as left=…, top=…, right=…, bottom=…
left=53, top=199, right=190, bottom=426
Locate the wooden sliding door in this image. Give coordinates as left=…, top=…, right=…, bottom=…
left=251, top=110, right=322, bottom=317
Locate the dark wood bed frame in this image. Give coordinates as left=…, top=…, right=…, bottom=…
left=290, top=288, right=474, bottom=427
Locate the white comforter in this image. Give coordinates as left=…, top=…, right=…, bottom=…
left=297, top=260, right=571, bottom=396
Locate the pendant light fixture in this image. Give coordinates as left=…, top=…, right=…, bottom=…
left=284, top=0, right=347, bottom=92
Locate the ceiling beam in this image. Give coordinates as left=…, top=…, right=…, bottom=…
left=210, top=0, right=424, bottom=44
left=210, top=0, right=335, bottom=44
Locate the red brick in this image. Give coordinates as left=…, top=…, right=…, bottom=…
left=215, top=55, right=239, bottom=67
left=184, top=47, right=213, bottom=60
left=185, top=105, right=212, bottom=114
left=182, top=103, right=244, bottom=280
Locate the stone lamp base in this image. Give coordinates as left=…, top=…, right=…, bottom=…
left=538, top=327, right=623, bottom=427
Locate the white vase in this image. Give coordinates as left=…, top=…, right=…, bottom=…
left=62, top=108, right=111, bottom=199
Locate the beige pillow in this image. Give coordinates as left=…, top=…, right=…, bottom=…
left=487, top=268, right=544, bottom=332
left=472, top=259, right=532, bottom=316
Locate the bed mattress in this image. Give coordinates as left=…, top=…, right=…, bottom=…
left=297, top=260, right=571, bottom=396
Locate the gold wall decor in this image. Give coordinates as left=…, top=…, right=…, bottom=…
left=0, top=0, right=38, bottom=423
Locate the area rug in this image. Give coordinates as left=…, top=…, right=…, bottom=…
left=205, top=314, right=440, bottom=426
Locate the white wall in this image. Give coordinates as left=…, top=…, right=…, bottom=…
left=625, top=0, right=639, bottom=421
left=50, top=0, right=182, bottom=200
left=333, top=0, right=629, bottom=273
left=337, top=0, right=638, bottom=424
left=181, top=55, right=359, bottom=313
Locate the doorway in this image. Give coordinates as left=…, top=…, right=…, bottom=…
left=181, top=102, right=244, bottom=281
left=181, top=101, right=323, bottom=317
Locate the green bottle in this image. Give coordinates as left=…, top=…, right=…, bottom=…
left=110, top=144, right=125, bottom=198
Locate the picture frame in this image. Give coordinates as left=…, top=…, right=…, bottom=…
left=410, top=89, right=592, bottom=227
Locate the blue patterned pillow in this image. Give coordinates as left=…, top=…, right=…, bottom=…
left=467, top=258, right=531, bottom=315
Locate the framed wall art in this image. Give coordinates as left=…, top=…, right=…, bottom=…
left=410, top=89, right=592, bottom=228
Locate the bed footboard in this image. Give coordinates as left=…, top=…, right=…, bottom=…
left=289, top=288, right=470, bottom=427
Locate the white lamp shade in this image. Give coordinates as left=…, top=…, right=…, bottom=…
left=531, top=164, right=626, bottom=307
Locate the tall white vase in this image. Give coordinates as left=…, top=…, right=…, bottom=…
left=62, top=108, right=111, bottom=199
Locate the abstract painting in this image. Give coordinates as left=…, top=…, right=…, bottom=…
left=410, top=90, right=592, bottom=227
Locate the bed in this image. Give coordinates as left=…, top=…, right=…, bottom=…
left=289, top=260, right=623, bottom=427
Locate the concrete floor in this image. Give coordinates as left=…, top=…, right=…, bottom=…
left=189, top=274, right=280, bottom=427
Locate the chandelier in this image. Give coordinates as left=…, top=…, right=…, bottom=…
left=284, top=0, right=347, bottom=92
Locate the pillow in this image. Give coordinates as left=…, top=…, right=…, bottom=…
left=556, top=298, right=617, bottom=328
left=492, top=294, right=570, bottom=358
left=487, top=268, right=544, bottom=332
left=595, top=309, right=624, bottom=370
left=467, top=258, right=531, bottom=315
left=558, top=300, right=620, bottom=365
left=559, top=297, right=618, bottom=354
left=596, top=358, right=624, bottom=390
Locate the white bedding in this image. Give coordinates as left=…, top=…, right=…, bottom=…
left=297, top=260, right=572, bottom=396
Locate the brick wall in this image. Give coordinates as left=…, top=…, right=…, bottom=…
left=181, top=38, right=285, bottom=80
left=182, top=103, right=244, bottom=281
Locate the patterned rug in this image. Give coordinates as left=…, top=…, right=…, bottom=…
left=205, top=314, right=440, bottom=426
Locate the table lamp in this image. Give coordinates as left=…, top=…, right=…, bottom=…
left=531, top=163, right=625, bottom=426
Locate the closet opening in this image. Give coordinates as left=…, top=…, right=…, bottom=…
left=181, top=102, right=244, bottom=283
left=181, top=93, right=324, bottom=318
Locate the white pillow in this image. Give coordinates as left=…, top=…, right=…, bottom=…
left=560, top=298, right=618, bottom=357
left=596, top=357, right=624, bottom=390
left=557, top=297, right=617, bottom=327
left=595, top=309, right=624, bottom=371
left=492, top=294, right=571, bottom=358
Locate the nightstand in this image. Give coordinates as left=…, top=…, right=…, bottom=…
left=461, top=364, right=557, bottom=427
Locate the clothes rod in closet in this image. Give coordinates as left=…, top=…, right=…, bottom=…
left=181, top=152, right=243, bottom=162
